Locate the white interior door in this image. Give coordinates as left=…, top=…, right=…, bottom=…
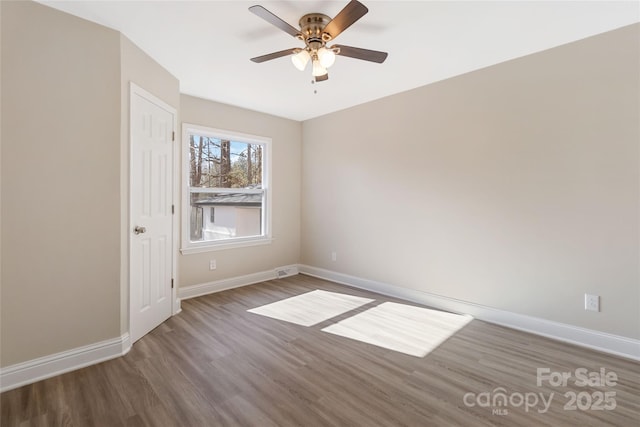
left=130, top=84, right=175, bottom=343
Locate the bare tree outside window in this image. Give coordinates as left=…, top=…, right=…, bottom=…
left=189, top=135, right=262, bottom=189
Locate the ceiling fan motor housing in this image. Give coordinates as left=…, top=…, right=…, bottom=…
left=298, top=13, right=332, bottom=49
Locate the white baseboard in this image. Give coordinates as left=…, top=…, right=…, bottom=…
left=0, top=333, right=131, bottom=392
left=298, top=264, right=640, bottom=361
left=179, top=264, right=299, bottom=300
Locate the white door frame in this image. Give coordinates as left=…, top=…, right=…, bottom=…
left=129, top=82, right=180, bottom=342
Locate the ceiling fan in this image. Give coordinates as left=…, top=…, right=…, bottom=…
left=249, top=0, right=388, bottom=82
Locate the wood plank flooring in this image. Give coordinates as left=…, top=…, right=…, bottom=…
left=2, top=274, right=639, bottom=426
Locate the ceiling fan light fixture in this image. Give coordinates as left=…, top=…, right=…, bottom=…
left=317, top=47, right=336, bottom=68
left=312, top=59, right=328, bottom=77
left=291, top=49, right=311, bottom=71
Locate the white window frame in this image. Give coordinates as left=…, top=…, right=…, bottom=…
left=181, top=123, right=272, bottom=254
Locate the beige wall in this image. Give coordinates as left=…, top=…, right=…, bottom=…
left=0, top=2, right=181, bottom=367
left=119, top=35, right=180, bottom=334
left=179, top=95, right=301, bottom=287
left=301, top=24, right=640, bottom=339
left=1, top=1, right=122, bottom=366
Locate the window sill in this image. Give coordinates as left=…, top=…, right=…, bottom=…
left=180, top=237, right=272, bottom=255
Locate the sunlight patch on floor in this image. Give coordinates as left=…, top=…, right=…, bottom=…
left=322, top=302, right=473, bottom=357
left=247, top=289, right=374, bottom=326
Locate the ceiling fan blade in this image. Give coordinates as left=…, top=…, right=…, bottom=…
left=323, top=0, right=368, bottom=40
left=333, top=45, right=388, bottom=63
left=315, top=74, right=329, bottom=82
left=250, top=48, right=298, bottom=63
left=249, top=5, right=300, bottom=38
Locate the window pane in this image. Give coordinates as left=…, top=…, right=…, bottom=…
left=189, top=135, right=263, bottom=189
left=190, top=191, right=263, bottom=242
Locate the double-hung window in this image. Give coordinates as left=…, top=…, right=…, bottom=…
left=181, top=124, right=271, bottom=253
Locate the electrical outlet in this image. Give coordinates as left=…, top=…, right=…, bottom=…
left=331, top=251, right=337, bottom=262
left=585, top=294, right=599, bottom=312
left=209, top=259, right=217, bottom=270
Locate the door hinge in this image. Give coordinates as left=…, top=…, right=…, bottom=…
left=171, top=278, right=174, bottom=289
left=172, top=131, right=175, bottom=141
left=172, top=204, right=175, bottom=214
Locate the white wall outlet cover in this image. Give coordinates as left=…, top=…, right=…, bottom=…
left=584, top=294, right=599, bottom=312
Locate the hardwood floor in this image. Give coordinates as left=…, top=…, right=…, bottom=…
left=2, top=275, right=639, bottom=426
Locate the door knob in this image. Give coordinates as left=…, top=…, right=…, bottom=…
left=134, top=225, right=147, bottom=235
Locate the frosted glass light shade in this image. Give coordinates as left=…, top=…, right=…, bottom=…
left=317, top=47, right=336, bottom=68
left=312, top=60, right=328, bottom=77
left=291, top=49, right=311, bottom=71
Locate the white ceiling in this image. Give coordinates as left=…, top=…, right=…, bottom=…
left=39, top=1, right=639, bottom=121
